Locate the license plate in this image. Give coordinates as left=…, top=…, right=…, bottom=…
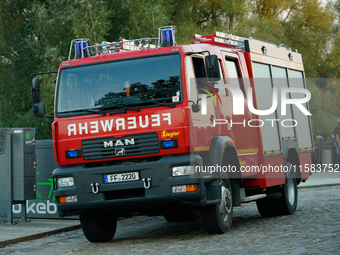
left=104, top=172, right=139, bottom=183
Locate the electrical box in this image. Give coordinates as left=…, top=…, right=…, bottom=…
left=0, top=128, right=36, bottom=218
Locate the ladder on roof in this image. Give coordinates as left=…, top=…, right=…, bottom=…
left=193, top=31, right=292, bottom=52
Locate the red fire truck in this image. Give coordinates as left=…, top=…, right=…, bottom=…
left=31, top=26, right=313, bottom=242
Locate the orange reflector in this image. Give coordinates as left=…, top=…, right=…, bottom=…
left=59, top=196, right=66, bottom=204
left=186, top=184, right=199, bottom=192
left=227, top=141, right=234, bottom=145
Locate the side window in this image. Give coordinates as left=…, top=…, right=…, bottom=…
left=192, top=57, right=207, bottom=95
left=192, top=57, right=207, bottom=79
left=217, top=59, right=226, bottom=97
left=192, top=56, right=225, bottom=96
left=225, top=58, right=244, bottom=95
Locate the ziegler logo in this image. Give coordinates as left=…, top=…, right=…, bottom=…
left=103, top=138, right=135, bottom=148
left=161, top=130, right=180, bottom=139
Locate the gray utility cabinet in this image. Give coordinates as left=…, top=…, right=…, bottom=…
left=0, top=128, right=36, bottom=219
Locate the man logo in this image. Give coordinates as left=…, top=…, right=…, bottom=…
left=115, top=148, right=125, bottom=156
left=103, top=138, right=135, bottom=148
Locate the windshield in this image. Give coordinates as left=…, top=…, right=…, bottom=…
left=56, top=54, right=181, bottom=116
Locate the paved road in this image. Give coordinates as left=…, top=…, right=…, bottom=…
left=1, top=186, right=339, bottom=255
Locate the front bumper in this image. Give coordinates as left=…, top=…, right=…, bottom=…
left=53, top=155, right=205, bottom=215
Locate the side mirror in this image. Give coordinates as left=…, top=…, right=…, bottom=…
left=32, top=103, right=45, bottom=117
left=205, top=55, right=221, bottom=81
left=30, top=70, right=57, bottom=118
left=191, top=103, right=201, bottom=113
left=32, top=77, right=41, bottom=103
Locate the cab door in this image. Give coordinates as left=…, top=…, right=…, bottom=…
left=187, top=54, right=217, bottom=152
left=220, top=52, right=259, bottom=171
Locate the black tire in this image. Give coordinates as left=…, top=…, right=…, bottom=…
left=256, top=197, right=276, bottom=217
left=256, top=166, right=298, bottom=217
left=275, top=170, right=298, bottom=215
left=201, top=180, right=233, bottom=234
left=164, top=213, right=186, bottom=222
left=79, top=211, right=117, bottom=242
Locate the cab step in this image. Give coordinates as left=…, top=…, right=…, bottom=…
left=240, top=194, right=267, bottom=203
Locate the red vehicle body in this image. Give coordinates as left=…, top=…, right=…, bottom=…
left=31, top=27, right=313, bottom=242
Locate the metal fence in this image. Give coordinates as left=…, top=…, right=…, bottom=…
left=314, top=136, right=337, bottom=165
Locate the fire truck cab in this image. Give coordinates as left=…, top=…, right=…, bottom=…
left=31, top=26, right=313, bottom=242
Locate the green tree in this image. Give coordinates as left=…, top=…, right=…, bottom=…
left=308, top=80, right=338, bottom=141
left=0, top=0, right=112, bottom=139
left=0, top=0, right=338, bottom=142
left=235, top=0, right=335, bottom=78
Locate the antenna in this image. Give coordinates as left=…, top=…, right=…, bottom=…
left=87, top=0, right=96, bottom=42
left=152, top=11, right=156, bottom=37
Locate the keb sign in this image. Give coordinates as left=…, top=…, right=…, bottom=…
left=200, top=84, right=311, bottom=116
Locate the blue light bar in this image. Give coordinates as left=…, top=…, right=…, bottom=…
left=75, top=41, right=89, bottom=59
left=161, top=29, right=173, bottom=47
left=160, top=139, right=178, bottom=149
left=66, top=149, right=81, bottom=159
left=163, top=140, right=175, bottom=148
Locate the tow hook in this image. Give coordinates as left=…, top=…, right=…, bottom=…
left=91, top=183, right=100, bottom=194
left=142, top=178, right=152, bottom=189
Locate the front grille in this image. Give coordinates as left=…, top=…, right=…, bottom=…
left=82, top=132, right=159, bottom=160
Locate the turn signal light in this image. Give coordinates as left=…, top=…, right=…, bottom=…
left=186, top=184, right=199, bottom=192
left=171, top=184, right=199, bottom=193
left=58, top=195, right=78, bottom=204
left=59, top=196, right=66, bottom=204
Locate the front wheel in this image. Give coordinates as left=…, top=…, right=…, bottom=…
left=201, top=180, right=233, bottom=234
left=79, top=210, right=117, bottom=242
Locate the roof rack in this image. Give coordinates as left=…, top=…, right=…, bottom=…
left=68, top=26, right=178, bottom=60
left=68, top=37, right=158, bottom=60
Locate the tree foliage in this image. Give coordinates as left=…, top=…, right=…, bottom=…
left=0, top=0, right=338, bottom=140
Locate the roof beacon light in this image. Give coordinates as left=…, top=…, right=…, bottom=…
left=158, top=26, right=176, bottom=47
left=161, top=29, right=172, bottom=46
left=68, top=38, right=90, bottom=60
left=75, top=41, right=89, bottom=59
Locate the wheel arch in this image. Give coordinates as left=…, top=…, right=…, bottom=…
left=205, top=136, right=242, bottom=180
left=200, top=136, right=242, bottom=207
left=285, top=147, right=301, bottom=183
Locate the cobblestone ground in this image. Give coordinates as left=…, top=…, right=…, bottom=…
left=1, top=186, right=339, bottom=255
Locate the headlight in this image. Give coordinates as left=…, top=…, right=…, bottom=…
left=59, top=195, right=78, bottom=203
left=57, top=177, right=75, bottom=188
left=172, top=166, right=195, bottom=176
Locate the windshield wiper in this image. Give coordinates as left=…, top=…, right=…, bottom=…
left=61, top=109, right=106, bottom=116
left=98, top=105, right=141, bottom=115
left=147, top=101, right=176, bottom=108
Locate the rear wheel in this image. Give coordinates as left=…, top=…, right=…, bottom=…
left=256, top=197, right=276, bottom=217
left=275, top=170, right=298, bottom=215
left=79, top=210, right=117, bottom=242
left=201, top=180, right=233, bottom=234
left=256, top=166, right=297, bottom=217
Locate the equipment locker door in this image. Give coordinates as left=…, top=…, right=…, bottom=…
left=252, top=62, right=282, bottom=154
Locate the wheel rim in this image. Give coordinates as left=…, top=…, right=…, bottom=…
left=286, top=176, right=295, bottom=205
left=219, top=183, right=232, bottom=222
